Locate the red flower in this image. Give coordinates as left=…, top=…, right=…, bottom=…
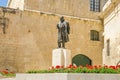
left=51, top=66, right=54, bottom=69
left=69, top=64, right=73, bottom=67
left=61, top=66, right=64, bottom=68
left=98, top=65, right=102, bottom=68
left=2, top=70, right=9, bottom=74
left=67, top=64, right=73, bottom=68
left=79, top=65, right=83, bottom=68
left=86, top=64, right=89, bottom=67
left=116, top=65, right=120, bottom=69
left=55, top=65, right=61, bottom=69
left=73, top=65, right=78, bottom=68
left=104, top=65, right=108, bottom=68
left=109, top=66, right=116, bottom=69
left=93, top=65, right=98, bottom=69
left=88, top=66, right=93, bottom=69
left=48, top=66, right=54, bottom=70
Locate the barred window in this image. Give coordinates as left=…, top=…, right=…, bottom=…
left=90, top=0, right=100, bottom=12
left=90, top=30, right=99, bottom=41
left=106, top=39, right=110, bottom=56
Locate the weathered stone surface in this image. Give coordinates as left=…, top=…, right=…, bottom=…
left=103, top=1, right=120, bottom=66
left=8, top=0, right=106, bottom=19
left=0, top=7, right=103, bottom=72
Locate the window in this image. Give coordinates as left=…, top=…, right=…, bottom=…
left=106, top=39, right=110, bottom=56
left=90, top=0, right=100, bottom=12
left=90, top=30, right=99, bottom=41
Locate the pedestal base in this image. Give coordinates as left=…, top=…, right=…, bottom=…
left=52, top=48, right=71, bottom=67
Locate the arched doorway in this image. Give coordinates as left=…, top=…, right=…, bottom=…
left=72, top=54, right=92, bottom=66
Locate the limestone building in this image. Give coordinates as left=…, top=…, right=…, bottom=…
left=0, top=0, right=105, bottom=72
left=102, top=0, right=120, bottom=66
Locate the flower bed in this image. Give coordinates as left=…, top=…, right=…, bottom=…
left=27, top=64, right=120, bottom=73
left=16, top=65, right=120, bottom=80
left=0, top=69, right=16, bottom=77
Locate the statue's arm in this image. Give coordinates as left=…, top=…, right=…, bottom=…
left=67, top=22, right=70, bottom=34
left=57, top=24, right=59, bottom=29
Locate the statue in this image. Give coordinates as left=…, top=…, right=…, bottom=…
left=57, top=16, right=70, bottom=48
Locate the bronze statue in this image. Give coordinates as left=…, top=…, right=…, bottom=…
left=57, top=16, right=70, bottom=48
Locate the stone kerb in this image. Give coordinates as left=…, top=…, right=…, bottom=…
left=16, top=73, right=120, bottom=80
left=0, top=78, right=15, bottom=80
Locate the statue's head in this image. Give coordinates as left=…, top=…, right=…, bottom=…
left=60, top=16, right=64, bottom=22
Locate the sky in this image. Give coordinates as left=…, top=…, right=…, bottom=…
left=0, top=0, right=8, bottom=7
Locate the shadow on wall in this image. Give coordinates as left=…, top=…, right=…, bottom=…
left=72, top=54, right=92, bottom=67
left=117, top=61, right=120, bottom=65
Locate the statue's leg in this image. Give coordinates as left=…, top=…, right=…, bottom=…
left=58, top=42, right=61, bottom=48
left=62, top=35, right=65, bottom=48
left=62, top=42, right=65, bottom=48
left=61, top=35, right=65, bottom=48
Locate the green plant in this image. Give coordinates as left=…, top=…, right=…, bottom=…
left=0, top=70, right=16, bottom=77
left=27, top=64, right=120, bottom=74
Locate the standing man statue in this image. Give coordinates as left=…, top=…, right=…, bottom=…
left=57, top=16, right=70, bottom=48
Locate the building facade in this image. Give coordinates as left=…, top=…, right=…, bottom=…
left=8, top=0, right=106, bottom=19
left=102, top=0, right=120, bottom=65
left=0, top=0, right=104, bottom=72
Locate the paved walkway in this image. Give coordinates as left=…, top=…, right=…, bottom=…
left=0, top=78, right=15, bottom=80
left=0, top=76, right=15, bottom=80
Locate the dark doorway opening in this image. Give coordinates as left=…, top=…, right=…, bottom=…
left=72, top=54, right=92, bottom=67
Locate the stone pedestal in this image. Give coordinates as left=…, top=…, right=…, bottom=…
left=52, top=48, right=71, bottom=67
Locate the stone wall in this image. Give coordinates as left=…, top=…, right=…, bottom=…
left=0, top=7, right=103, bottom=72
left=7, top=0, right=105, bottom=19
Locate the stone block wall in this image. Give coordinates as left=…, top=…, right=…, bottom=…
left=0, top=7, right=103, bottom=72
left=7, top=0, right=105, bottom=19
